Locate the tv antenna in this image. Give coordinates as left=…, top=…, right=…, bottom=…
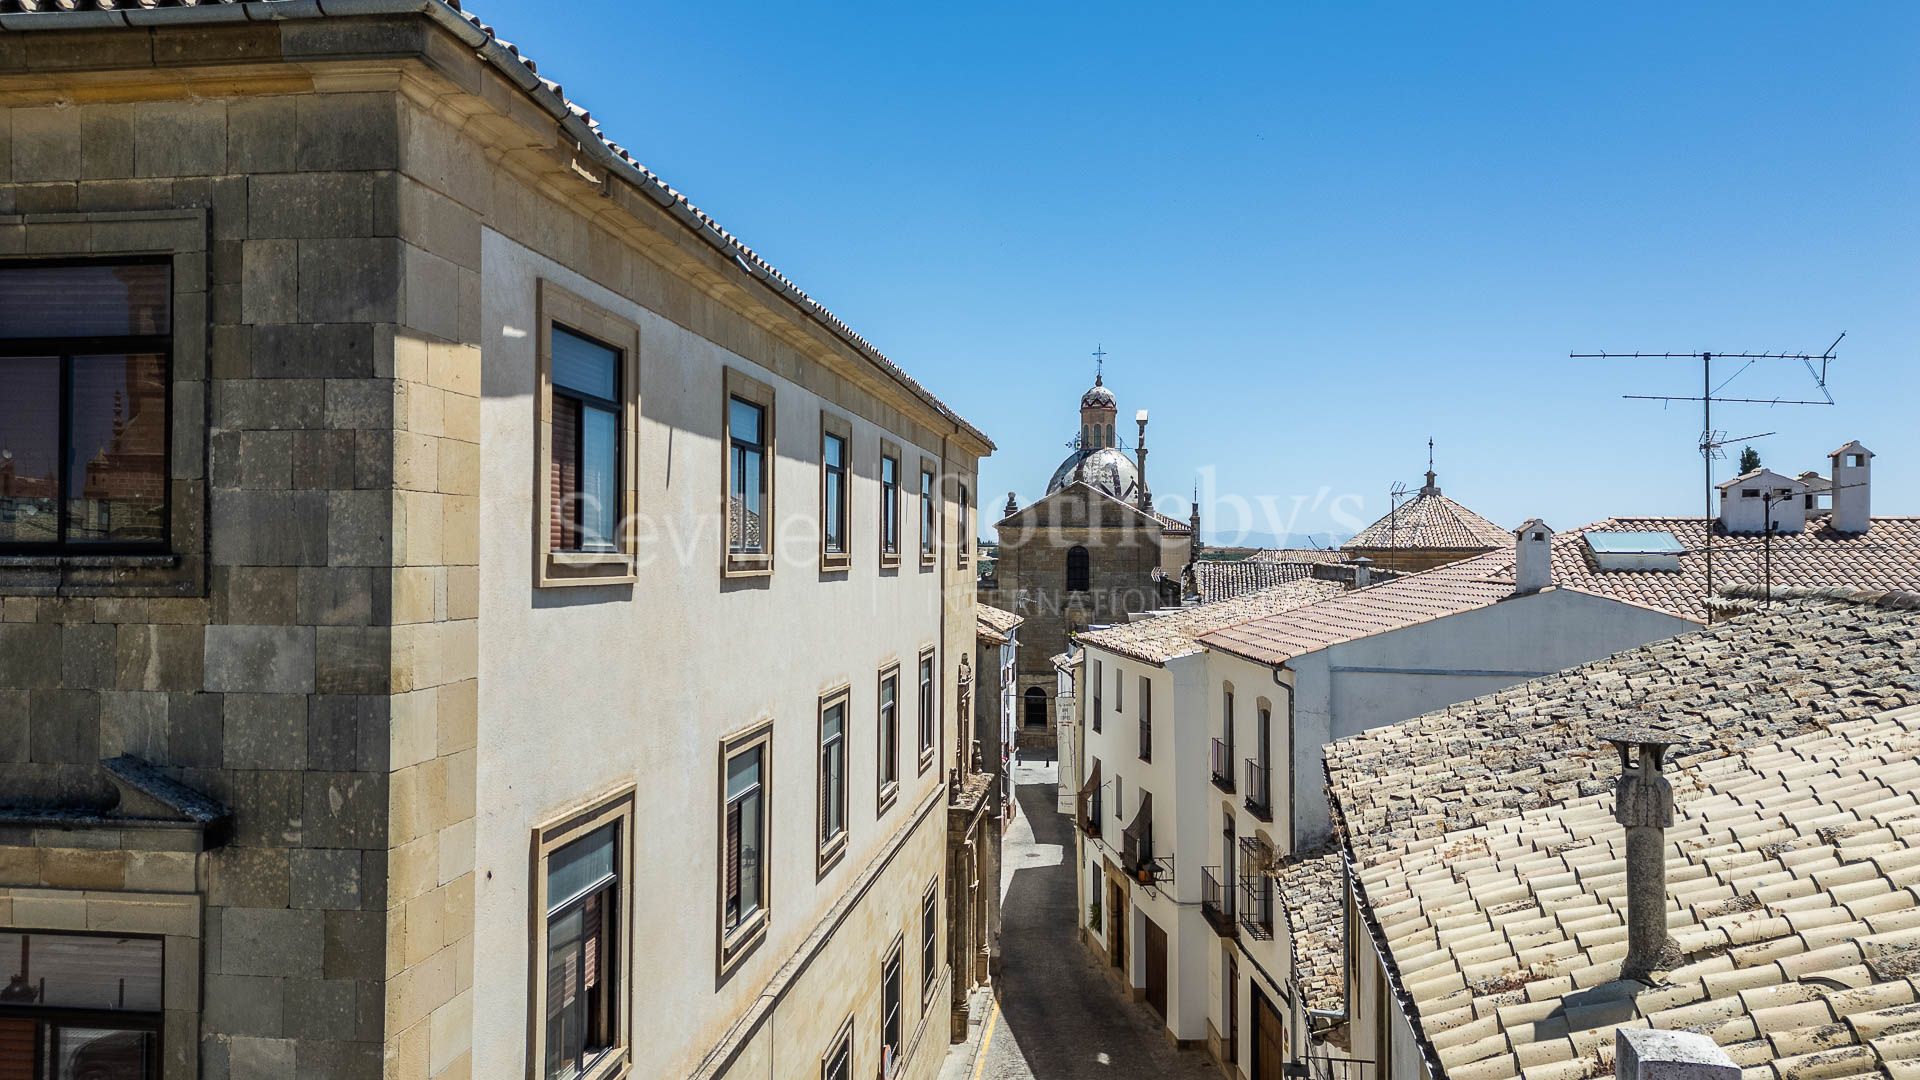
left=1571, top=333, right=1842, bottom=618
left=1387, top=479, right=1410, bottom=572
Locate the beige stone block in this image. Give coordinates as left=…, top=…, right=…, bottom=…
left=436, top=819, right=474, bottom=887
left=403, top=893, right=444, bottom=968
left=125, top=851, right=196, bottom=893
left=444, top=568, right=478, bottom=622
left=11, top=891, right=87, bottom=930
left=434, top=1051, right=473, bottom=1080
left=395, top=430, right=439, bottom=493
left=438, top=619, right=479, bottom=687
left=391, top=566, right=441, bottom=627
left=442, top=749, right=477, bottom=825
left=391, top=686, right=439, bottom=772
left=163, top=934, right=201, bottom=1011
left=441, top=391, right=480, bottom=445
left=394, top=333, right=431, bottom=384
left=436, top=680, right=477, bottom=756
left=388, top=759, right=432, bottom=846
left=389, top=833, right=439, bottom=906
left=400, top=490, right=444, bottom=568
left=385, top=1012, right=430, bottom=1078
left=399, top=380, right=445, bottom=438
left=428, top=988, right=473, bottom=1076
left=439, top=874, right=474, bottom=945
left=436, top=439, right=479, bottom=497
left=385, top=904, right=409, bottom=981
left=441, top=496, right=479, bottom=568
left=453, top=932, right=474, bottom=994
left=0, top=847, right=38, bottom=887
left=38, top=848, right=127, bottom=891
left=426, top=342, right=480, bottom=398
left=85, top=895, right=198, bottom=936
left=386, top=944, right=456, bottom=1031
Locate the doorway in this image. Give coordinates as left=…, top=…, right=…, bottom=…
left=1143, top=916, right=1169, bottom=1019
left=1106, top=876, right=1126, bottom=973
left=1251, top=985, right=1286, bottom=1080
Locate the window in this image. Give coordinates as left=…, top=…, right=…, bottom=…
left=820, top=413, right=851, bottom=571
left=957, top=482, right=971, bottom=567
left=0, top=930, right=164, bottom=1079
left=880, top=441, right=902, bottom=567
left=917, top=649, right=936, bottom=773
left=1091, top=660, right=1102, bottom=733
left=1, top=260, right=171, bottom=553
left=920, top=878, right=940, bottom=1000
left=531, top=793, right=632, bottom=1080
left=878, top=666, right=901, bottom=812
left=720, top=723, right=772, bottom=969
left=1138, top=675, right=1152, bottom=762
left=880, top=941, right=904, bottom=1077
left=919, top=461, right=937, bottom=565
left=1023, top=686, right=1047, bottom=729
left=818, top=689, right=850, bottom=873
left=536, top=282, right=639, bottom=586
left=823, top=1018, right=854, bottom=1080
left=725, top=368, right=776, bottom=576
left=1066, top=544, right=1091, bottom=592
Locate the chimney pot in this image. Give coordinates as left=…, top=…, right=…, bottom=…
left=1615, top=1029, right=1739, bottom=1080
left=1829, top=440, right=1872, bottom=534
left=1352, top=557, right=1372, bottom=589
left=1514, top=519, right=1553, bottom=595
left=1602, top=722, right=1683, bottom=983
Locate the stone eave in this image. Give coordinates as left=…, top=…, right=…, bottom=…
left=0, top=755, right=234, bottom=851
left=0, top=0, right=995, bottom=458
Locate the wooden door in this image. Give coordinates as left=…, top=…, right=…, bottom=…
left=1251, top=986, right=1286, bottom=1080
left=1143, top=917, right=1169, bottom=1018
left=1225, top=950, right=1239, bottom=1064
left=1107, top=877, right=1126, bottom=971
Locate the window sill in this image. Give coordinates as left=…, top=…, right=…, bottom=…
left=0, top=553, right=178, bottom=569
left=719, top=909, right=769, bottom=975
left=878, top=781, right=900, bottom=816
left=816, top=833, right=848, bottom=879
left=725, top=552, right=773, bottom=579
left=880, top=552, right=901, bottom=569
left=820, top=551, right=851, bottom=574
left=919, top=553, right=937, bottom=569
left=539, top=551, right=636, bottom=588
left=917, top=748, right=936, bottom=776
left=575, top=1047, right=630, bottom=1080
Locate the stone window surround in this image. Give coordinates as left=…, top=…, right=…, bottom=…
left=818, top=410, right=852, bottom=574
left=918, top=876, right=940, bottom=1005
left=534, top=279, right=642, bottom=588
left=917, top=457, right=938, bottom=569
left=723, top=367, right=777, bottom=579
left=877, top=439, right=902, bottom=570
left=956, top=480, right=971, bottom=568
left=816, top=685, right=851, bottom=879
left=0, top=210, right=208, bottom=599
left=0, top=883, right=201, bottom=1080
left=820, top=1013, right=854, bottom=1080
left=527, top=786, right=636, bottom=1080
left=716, top=717, right=773, bottom=978
left=915, top=645, right=937, bottom=777
left=876, top=662, right=901, bottom=818
left=878, top=932, right=906, bottom=1071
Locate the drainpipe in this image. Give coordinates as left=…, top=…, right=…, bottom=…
left=1269, top=663, right=1297, bottom=852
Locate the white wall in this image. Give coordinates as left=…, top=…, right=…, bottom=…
left=471, top=229, right=957, bottom=1078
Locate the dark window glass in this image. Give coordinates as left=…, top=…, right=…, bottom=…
left=919, top=469, right=935, bottom=555
left=0, top=261, right=171, bottom=552
left=550, top=327, right=621, bottom=553
left=921, top=885, right=938, bottom=995
left=0, top=931, right=165, bottom=1080
left=880, top=456, right=899, bottom=555
left=823, top=431, right=847, bottom=554
left=730, top=398, right=767, bottom=555
left=881, top=949, right=902, bottom=1072
left=824, top=1029, right=852, bottom=1080
left=879, top=674, right=899, bottom=791
left=1023, top=686, right=1046, bottom=728
left=546, top=823, right=618, bottom=1080
left=917, top=656, right=934, bottom=755
left=724, top=746, right=764, bottom=931
left=1066, top=545, right=1090, bottom=592
left=820, top=701, right=846, bottom=847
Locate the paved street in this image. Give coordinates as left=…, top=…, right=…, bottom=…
left=943, top=759, right=1216, bottom=1080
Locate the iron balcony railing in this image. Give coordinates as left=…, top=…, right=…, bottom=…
left=1309, top=1057, right=1378, bottom=1080
left=1200, top=866, right=1236, bottom=935
left=1244, top=759, right=1272, bottom=821
left=1239, top=875, right=1274, bottom=939
left=1210, top=738, right=1235, bottom=792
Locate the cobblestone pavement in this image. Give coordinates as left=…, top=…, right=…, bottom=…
left=943, top=760, right=1216, bottom=1080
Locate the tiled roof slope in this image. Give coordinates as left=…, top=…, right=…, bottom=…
left=0, top=0, right=991, bottom=450
left=1151, top=509, right=1193, bottom=536
left=1248, top=548, right=1348, bottom=565
left=976, top=604, right=1023, bottom=644
left=1078, top=578, right=1345, bottom=666
left=1276, top=844, right=1347, bottom=1013
left=1326, top=589, right=1920, bottom=864
left=1192, top=559, right=1320, bottom=603
left=1353, top=701, right=1920, bottom=1080
left=1201, top=516, right=1920, bottom=665
left=1343, top=490, right=1510, bottom=553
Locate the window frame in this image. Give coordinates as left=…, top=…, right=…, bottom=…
left=717, top=719, right=774, bottom=974
left=956, top=481, right=971, bottom=568
left=877, top=663, right=902, bottom=815
left=1091, top=659, right=1103, bottom=734
left=535, top=280, right=642, bottom=588
left=0, top=256, right=174, bottom=557
left=879, top=439, right=902, bottom=568
left=527, top=787, right=635, bottom=1080
left=920, top=877, right=941, bottom=1004
left=918, top=458, right=938, bottom=567
left=723, top=367, right=777, bottom=578
left=916, top=646, right=937, bottom=775
left=879, top=936, right=905, bottom=1079
left=1066, top=544, right=1091, bottom=593
left=817, top=686, right=852, bottom=876
left=821, top=1014, right=855, bottom=1080
left=1138, top=674, right=1152, bottom=763
left=819, top=411, right=852, bottom=572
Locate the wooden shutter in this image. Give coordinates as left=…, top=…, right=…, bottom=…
left=725, top=798, right=742, bottom=910
left=551, top=396, right=581, bottom=550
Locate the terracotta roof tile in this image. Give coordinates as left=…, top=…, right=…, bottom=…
left=1277, top=844, right=1348, bottom=1012
left=976, top=603, right=1023, bottom=644
left=1077, top=578, right=1346, bottom=666
left=1344, top=490, right=1510, bottom=553
left=1191, top=560, right=1323, bottom=603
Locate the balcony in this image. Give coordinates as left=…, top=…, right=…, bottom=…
left=1310, top=1058, right=1378, bottom=1080
left=1121, top=793, right=1155, bottom=883
left=1210, top=738, right=1235, bottom=793
left=1076, top=763, right=1102, bottom=839
left=1244, top=759, right=1272, bottom=821
left=1200, top=866, right=1236, bottom=936
left=1138, top=717, right=1152, bottom=762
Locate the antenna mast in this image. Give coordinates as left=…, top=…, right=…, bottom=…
left=1571, top=334, right=1842, bottom=619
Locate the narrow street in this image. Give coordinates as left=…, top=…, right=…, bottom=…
left=945, top=760, right=1216, bottom=1080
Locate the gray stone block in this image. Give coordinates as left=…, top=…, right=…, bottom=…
left=295, top=92, right=397, bottom=172
left=223, top=906, right=324, bottom=979
left=134, top=100, right=227, bottom=177
left=100, top=690, right=167, bottom=760
left=211, top=429, right=294, bottom=490
left=112, top=624, right=205, bottom=692
left=209, top=490, right=328, bottom=567
left=321, top=377, right=388, bottom=428
left=292, top=430, right=357, bottom=490
left=297, top=237, right=401, bottom=323
left=304, top=695, right=361, bottom=772
left=325, top=489, right=390, bottom=568
left=290, top=848, right=361, bottom=910
left=60, top=622, right=115, bottom=687
left=228, top=1036, right=295, bottom=1080
left=0, top=623, right=59, bottom=688
left=303, top=771, right=385, bottom=850
left=0, top=690, right=26, bottom=762
left=322, top=909, right=383, bottom=980
left=252, top=323, right=375, bottom=381
left=204, top=625, right=315, bottom=695
left=249, top=172, right=373, bottom=239
left=209, top=845, right=290, bottom=908
left=214, top=565, right=299, bottom=625
left=241, top=239, right=298, bottom=324
left=223, top=693, right=307, bottom=770
left=314, top=626, right=387, bottom=696
left=167, top=692, right=224, bottom=769
left=1616, top=1027, right=1738, bottom=1080
left=282, top=977, right=357, bottom=1041
left=29, top=689, right=99, bottom=765
left=228, top=769, right=303, bottom=848
left=202, top=974, right=284, bottom=1038
left=297, top=567, right=374, bottom=627
left=227, top=97, right=297, bottom=174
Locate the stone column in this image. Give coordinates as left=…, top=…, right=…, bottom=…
left=1606, top=726, right=1681, bottom=983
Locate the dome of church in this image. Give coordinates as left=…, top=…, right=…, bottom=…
left=1046, top=446, right=1140, bottom=501
left=1080, top=383, right=1116, bottom=410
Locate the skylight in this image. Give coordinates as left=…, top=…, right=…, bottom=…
left=1585, top=530, right=1685, bottom=572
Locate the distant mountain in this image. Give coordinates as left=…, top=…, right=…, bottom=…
left=1202, top=532, right=1349, bottom=553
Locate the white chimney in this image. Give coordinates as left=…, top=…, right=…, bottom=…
left=1351, top=556, right=1372, bottom=589
left=1830, top=440, right=1872, bottom=534
left=1514, top=519, right=1552, bottom=595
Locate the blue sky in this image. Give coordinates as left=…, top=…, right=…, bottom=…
left=477, top=1, right=1919, bottom=543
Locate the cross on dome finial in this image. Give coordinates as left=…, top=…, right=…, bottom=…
left=1092, top=343, right=1107, bottom=385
